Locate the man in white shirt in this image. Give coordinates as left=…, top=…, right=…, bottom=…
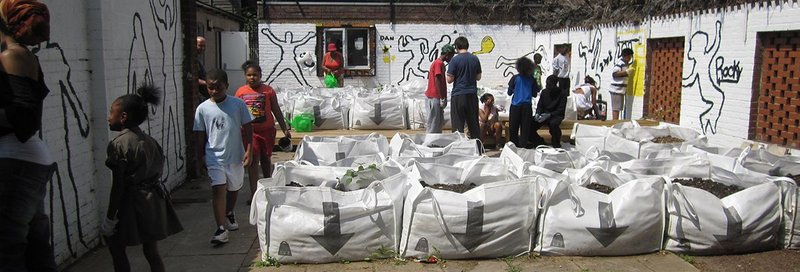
left=609, top=48, right=634, bottom=120
left=552, top=44, right=571, bottom=95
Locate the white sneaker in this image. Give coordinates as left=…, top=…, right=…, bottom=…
left=211, top=228, right=229, bottom=244
left=226, top=212, right=239, bottom=231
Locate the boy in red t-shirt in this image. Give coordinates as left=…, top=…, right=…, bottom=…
left=425, top=44, right=455, bottom=133
left=235, top=60, right=291, bottom=203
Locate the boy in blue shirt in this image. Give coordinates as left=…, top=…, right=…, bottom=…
left=446, top=36, right=483, bottom=139
left=193, top=69, right=253, bottom=244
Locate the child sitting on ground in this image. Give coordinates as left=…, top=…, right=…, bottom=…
left=479, top=93, right=504, bottom=149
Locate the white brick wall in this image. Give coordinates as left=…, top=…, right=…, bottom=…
left=30, top=0, right=186, bottom=267
left=259, top=2, right=800, bottom=151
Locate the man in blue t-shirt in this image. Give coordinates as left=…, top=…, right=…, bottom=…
left=446, top=36, right=482, bottom=139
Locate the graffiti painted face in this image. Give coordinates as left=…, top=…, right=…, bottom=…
left=245, top=67, right=262, bottom=88
left=107, top=101, right=126, bottom=132
left=207, top=79, right=228, bottom=102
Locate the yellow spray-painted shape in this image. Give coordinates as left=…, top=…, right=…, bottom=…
left=472, top=36, right=495, bottom=55
left=382, top=54, right=396, bottom=63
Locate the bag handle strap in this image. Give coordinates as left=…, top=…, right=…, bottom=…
left=428, top=190, right=462, bottom=248
left=670, top=183, right=699, bottom=223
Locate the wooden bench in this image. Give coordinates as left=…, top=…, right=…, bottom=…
left=275, top=119, right=661, bottom=148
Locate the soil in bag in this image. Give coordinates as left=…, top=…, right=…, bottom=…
left=420, top=181, right=477, bottom=194
left=584, top=183, right=615, bottom=194
left=651, top=136, right=685, bottom=144
left=672, top=178, right=743, bottom=199
left=287, top=181, right=304, bottom=187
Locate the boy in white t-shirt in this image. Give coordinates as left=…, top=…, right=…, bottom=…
left=609, top=48, right=634, bottom=120
left=193, top=69, right=253, bottom=245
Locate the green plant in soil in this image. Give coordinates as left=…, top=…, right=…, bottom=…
left=502, top=256, right=522, bottom=272
left=253, top=254, right=280, bottom=268
left=680, top=254, right=695, bottom=264
left=336, top=164, right=380, bottom=191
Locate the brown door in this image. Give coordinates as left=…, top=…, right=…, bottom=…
left=645, top=37, right=685, bottom=124
left=751, top=31, right=800, bottom=148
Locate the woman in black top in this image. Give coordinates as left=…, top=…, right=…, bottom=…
left=0, top=1, right=57, bottom=271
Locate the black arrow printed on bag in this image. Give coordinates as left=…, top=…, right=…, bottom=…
left=713, top=206, right=744, bottom=249
left=453, top=201, right=495, bottom=252
left=370, top=103, right=385, bottom=125
left=585, top=201, right=629, bottom=247
left=311, top=202, right=354, bottom=255
left=313, top=105, right=326, bottom=127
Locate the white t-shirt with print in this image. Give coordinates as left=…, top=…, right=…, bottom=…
left=193, top=95, right=253, bottom=166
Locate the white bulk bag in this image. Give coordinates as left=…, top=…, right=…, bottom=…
left=389, top=132, right=468, bottom=157
left=326, top=153, right=388, bottom=167
left=394, top=138, right=483, bottom=158
left=535, top=176, right=666, bottom=256
left=393, top=153, right=481, bottom=168
left=682, top=144, right=744, bottom=170
left=295, top=134, right=390, bottom=165
left=272, top=160, right=403, bottom=190
left=570, top=123, right=611, bottom=156
left=350, top=92, right=406, bottom=130
left=400, top=178, right=541, bottom=259
left=516, top=145, right=589, bottom=173
left=780, top=180, right=800, bottom=249
left=665, top=179, right=786, bottom=255
left=604, top=125, right=707, bottom=159
left=250, top=172, right=411, bottom=263
left=739, top=147, right=800, bottom=176
left=292, top=93, right=347, bottom=130
left=406, top=96, right=454, bottom=130
left=408, top=157, right=513, bottom=185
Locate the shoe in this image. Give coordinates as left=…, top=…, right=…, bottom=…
left=211, top=227, right=229, bottom=244
left=226, top=212, right=239, bottom=231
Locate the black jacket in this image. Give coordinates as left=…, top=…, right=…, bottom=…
left=535, top=86, right=567, bottom=118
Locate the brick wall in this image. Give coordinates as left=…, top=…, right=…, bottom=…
left=33, top=0, right=187, bottom=267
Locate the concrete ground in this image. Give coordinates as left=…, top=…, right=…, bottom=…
left=60, top=148, right=763, bottom=272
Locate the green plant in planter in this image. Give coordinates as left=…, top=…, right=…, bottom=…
left=336, top=164, right=381, bottom=191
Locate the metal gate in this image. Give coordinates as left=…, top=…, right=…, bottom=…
left=644, top=37, right=684, bottom=124
left=752, top=31, right=800, bottom=148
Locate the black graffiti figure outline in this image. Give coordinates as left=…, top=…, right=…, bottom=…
left=494, top=45, right=551, bottom=78
left=396, top=34, right=452, bottom=85
left=33, top=42, right=92, bottom=258
left=261, top=28, right=315, bottom=86
left=683, top=21, right=725, bottom=134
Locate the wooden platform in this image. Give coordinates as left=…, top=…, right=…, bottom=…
left=276, top=119, right=660, bottom=146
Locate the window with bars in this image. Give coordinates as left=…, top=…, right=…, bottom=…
left=316, top=26, right=377, bottom=76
